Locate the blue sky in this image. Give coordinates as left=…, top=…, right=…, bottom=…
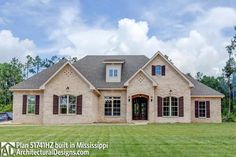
left=0, top=0, right=236, bottom=76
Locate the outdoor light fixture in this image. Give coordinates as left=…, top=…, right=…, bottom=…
left=128, top=96, right=130, bottom=102
left=66, top=86, right=70, bottom=92
left=151, top=96, right=153, bottom=102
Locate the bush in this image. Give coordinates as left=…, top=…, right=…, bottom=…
left=222, top=113, right=236, bottom=122
left=0, top=104, right=12, bottom=112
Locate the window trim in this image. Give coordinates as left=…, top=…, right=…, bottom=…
left=198, top=101, right=206, bottom=118
left=59, top=95, right=77, bottom=115
left=27, top=95, right=36, bottom=115
left=104, top=96, right=121, bottom=116
left=162, top=96, right=178, bottom=117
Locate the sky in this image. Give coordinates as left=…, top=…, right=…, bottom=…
left=0, top=0, right=236, bottom=76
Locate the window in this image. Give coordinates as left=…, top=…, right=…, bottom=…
left=152, top=65, right=165, bottom=76
left=69, top=96, right=76, bottom=114
left=27, top=95, right=36, bottom=114
left=59, top=95, right=77, bottom=114
left=109, top=69, right=113, bottom=77
left=109, top=69, right=118, bottom=77
left=155, top=66, right=162, bottom=75
left=171, top=97, right=178, bottom=116
left=114, top=69, right=118, bottom=77
left=163, top=96, right=178, bottom=117
left=163, top=97, right=170, bottom=116
left=104, top=96, right=121, bottom=116
left=198, top=101, right=206, bottom=118
left=60, top=95, right=67, bottom=114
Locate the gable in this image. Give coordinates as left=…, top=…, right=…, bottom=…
left=124, top=52, right=194, bottom=88
left=10, top=59, right=67, bottom=90
left=44, top=64, right=90, bottom=91
left=143, top=52, right=194, bottom=87
left=124, top=69, right=157, bottom=86
left=128, top=71, right=154, bottom=94
left=40, top=62, right=96, bottom=90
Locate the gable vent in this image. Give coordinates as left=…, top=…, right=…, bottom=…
left=137, top=73, right=145, bottom=83
left=64, top=68, right=73, bottom=77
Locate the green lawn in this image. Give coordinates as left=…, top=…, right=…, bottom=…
left=0, top=123, right=236, bottom=157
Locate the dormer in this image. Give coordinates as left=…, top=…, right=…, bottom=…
left=103, top=59, right=125, bottom=82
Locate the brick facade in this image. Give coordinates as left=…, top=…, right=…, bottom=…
left=12, top=54, right=222, bottom=124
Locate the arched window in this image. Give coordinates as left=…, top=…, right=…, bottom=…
left=163, top=96, right=178, bottom=117
left=59, top=95, right=76, bottom=114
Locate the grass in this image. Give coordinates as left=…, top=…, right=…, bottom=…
left=0, top=123, right=236, bottom=157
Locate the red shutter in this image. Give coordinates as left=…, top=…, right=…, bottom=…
left=179, top=96, right=184, bottom=117
left=162, top=65, right=165, bottom=76
left=195, top=101, right=199, bottom=118
left=35, top=95, right=40, bottom=115
left=206, top=101, right=210, bottom=118
left=77, top=95, right=82, bottom=115
left=22, top=95, right=27, bottom=114
left=157, top=96, right=162, bottom=117
left=53, top=95, right=59, bottom=114
left=152, top=65, right=155, bottom=75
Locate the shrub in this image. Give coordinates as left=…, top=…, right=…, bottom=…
left=222, top=113, right=236, bottom=122
left=0, top=104, right=12, bottom=112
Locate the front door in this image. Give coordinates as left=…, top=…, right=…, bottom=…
left=132, top=97, right=148, bottom=120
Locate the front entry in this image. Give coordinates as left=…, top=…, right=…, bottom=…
left=132, top=96, right=148, bottom=120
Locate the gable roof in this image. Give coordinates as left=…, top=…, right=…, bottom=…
left=185, top=74, right=224, bottom=98
left=10, top=53, right=224, bottom=98
left=142, top=51, right=194, bottom=87
left=124, top=51, right=194, bottom=87
left=39, top=61, right=97, bottom=90
left=10, top=59, right=68, bottom=90
left=124, top=69, right=158, bottom=86
left=11, top=55, right=149, bottom=90
left=73, top=55, right=149, bottom=88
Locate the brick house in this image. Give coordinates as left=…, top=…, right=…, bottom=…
left=10, top=52, right=224, bottom=124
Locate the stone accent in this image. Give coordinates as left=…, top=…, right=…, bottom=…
left=191, top=97, right=222, bottom=123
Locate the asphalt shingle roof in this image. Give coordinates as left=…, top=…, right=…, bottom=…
left=185, top=74, right=224, bottom=97
left=10, top=55, right=224, bottom=97
left=73, top=55, right=149, bottom=88
left=10, top=59, right=67, bottom=89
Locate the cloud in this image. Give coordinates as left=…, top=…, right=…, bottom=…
left=49, top=6, right=236, bottom=76
left=1, top=1, right=234, bottom=76
left=159, top=30, right=223, bottom=75
left=0, top=30, right=36, bottom=62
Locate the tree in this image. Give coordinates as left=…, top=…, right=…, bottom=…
left=32, top=56, right=43, bottom=74
left=196, top=72, right=203, bottom=81
left=24, top=55, right=34, bottom=79
left=0, top=58, right=23, bottom=106
left=199, top=75, right=226, bottom=94
left=43, top=56, right=60, bottom=68
left=223, top=26, right=236, bottom=115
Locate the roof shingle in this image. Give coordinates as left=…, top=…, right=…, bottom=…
left=73, top=55, right=149, bottom=88
left=185, top=74, right=224, bottom=97
left=10, top=59, right=67, bottom=90
left=10, top=55, right=224, bottom=97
